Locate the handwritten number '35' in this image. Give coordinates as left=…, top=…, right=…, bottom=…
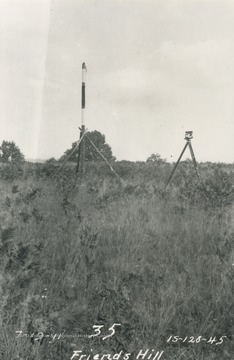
left=88, top=323, right=121, bottom=340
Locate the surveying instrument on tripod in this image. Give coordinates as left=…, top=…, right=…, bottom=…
left=164, top=131, right=201, bottom=189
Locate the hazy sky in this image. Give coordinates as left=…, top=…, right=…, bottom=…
left=1, top=0, right=234, bottom=162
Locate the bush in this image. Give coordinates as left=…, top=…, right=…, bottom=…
left=0, top=163, right=24, bottom=181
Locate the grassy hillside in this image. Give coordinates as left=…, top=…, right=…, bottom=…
left=0, top=161, right=233, bottom=360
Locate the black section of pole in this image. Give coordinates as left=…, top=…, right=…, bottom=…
left=164, top=142, right=189, bottom=189
left=82, top=83, right=85, bottom=109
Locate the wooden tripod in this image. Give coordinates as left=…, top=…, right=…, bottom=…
left=164, top=131, right=201, bottom=189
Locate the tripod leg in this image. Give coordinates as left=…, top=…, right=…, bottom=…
left=188, top=142, right=201, bottom=179
left=164, top=142, right=188, bottom=189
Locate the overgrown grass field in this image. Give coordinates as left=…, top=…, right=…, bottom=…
left=0, top=161, right=233, bottom=359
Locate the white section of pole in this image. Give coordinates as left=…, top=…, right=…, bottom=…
left=82, top=62, right=87, bottom=83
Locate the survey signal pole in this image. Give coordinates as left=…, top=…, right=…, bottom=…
left=76, top=62, right=87, bottom=174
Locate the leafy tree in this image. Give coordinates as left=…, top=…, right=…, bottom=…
left=60, top=130, right=115, bottom=162
left=44, top=157, right=57, bottom=164
left=0, top=141, right=25, bottom=163
left=146, top=153, right=166, bottom=164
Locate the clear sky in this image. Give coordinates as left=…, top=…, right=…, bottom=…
left=1, top=0, right=234, bottom=162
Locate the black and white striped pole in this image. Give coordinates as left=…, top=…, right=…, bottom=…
left=76, top=62, right=87, bottom=174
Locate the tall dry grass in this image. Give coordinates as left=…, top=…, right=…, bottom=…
left=0, top=162, right=233, bottom=359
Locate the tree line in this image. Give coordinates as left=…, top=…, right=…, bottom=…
left=0, top=131, right=165, bottom=164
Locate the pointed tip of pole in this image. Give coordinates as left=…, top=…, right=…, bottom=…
left=82, top=62, right=87, bottom=70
